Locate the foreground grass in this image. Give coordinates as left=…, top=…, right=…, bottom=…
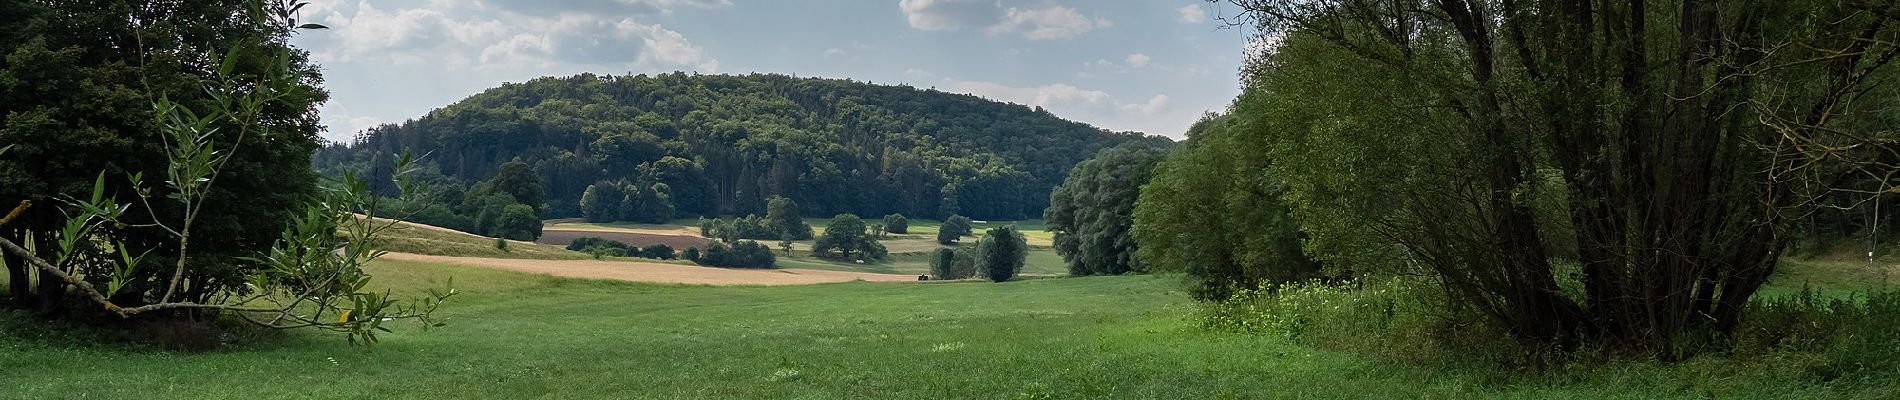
left=3, top=260, right=1891, bottom=399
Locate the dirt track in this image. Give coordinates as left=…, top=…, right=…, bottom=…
left=380, top=252, right=915, bottom=286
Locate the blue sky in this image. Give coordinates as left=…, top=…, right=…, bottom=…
left=290, top=0, right=1257, bottom=142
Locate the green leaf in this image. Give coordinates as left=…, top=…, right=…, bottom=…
left=90, top=171, right=106, bottom=205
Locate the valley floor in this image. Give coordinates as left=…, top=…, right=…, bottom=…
left=1, top=259, right=1892, bottom=399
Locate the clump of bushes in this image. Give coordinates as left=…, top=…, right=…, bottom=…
left=928, top=248, right=977, bottom=280
left=812, top=214, right=887, bottom=261
left=641, top=243, right=676, bottom=260
left=936, top=214, right=974, bottom=244
left=1736, top=288, right=1900, bottom=381
left=564, top=237, right=677, bottom=260
left=695, top=196, right=813, bottom=242
left=693, top=240, right=775, bottom=268
left=883, top=214, right=909, bottom=234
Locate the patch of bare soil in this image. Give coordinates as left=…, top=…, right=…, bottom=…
left=380, top=252, right=916, bottom=286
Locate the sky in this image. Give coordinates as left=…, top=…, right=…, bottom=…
left=289, top=0, right=1258, bottom=143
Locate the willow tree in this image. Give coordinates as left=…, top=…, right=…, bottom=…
left=1226, top=0, right=1900, bottom=357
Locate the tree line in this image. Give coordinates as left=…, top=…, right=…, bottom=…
left=315, top=73, right=1171, bottom=223
left=1037, top=0, right=1900, bottom=364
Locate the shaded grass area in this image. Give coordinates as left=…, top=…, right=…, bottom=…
left=5, top=259, right=1894, bottom=398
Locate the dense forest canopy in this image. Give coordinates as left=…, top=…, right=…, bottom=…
left=0, top=0, right=326, bottom=314
left=316, top=73, right=1170, bottom=221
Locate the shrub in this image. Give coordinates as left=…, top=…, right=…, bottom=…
left=692, top=240, right=775, bottom=268
left=682, top=247, right=702, bottom=262
left=566, top=237, right=635, bottom=253
left=1736, top=289, right=1900, bottom=381
left=883, top=214, right=909, bottom=234
left=943, top=215, right=974, bottom=237
left=929, top=248, right=977, bottom=280
left=641, top=243, right=676, bottom=260
left=952, top=249, right=977, bottom=279
left=1198, top=277, right=1511, bottom=367
left=582, top=244, right=627, bottom=259
left=974, top=226, right=1027, bottom=282
left=489, top=203, right=543, bottom=241
left=936, top=227, right=960, bottom=245
left=564, top=237, right=608, bottom=251
left=703, top=214, right=792, bottom=241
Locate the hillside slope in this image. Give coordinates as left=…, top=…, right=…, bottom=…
left=317, top=73, right=1170, bottom=220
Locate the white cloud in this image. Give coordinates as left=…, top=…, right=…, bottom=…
left=305, top=3, right=718, bottom=72
left=824, top=47, right=846, bottom=58
left=317, top=103, right=387, bottom=142
left=946, top=80, right=1111, bottom=108
left=937, top=79, right=1181, bottom=135
left=313, top=3, right=505, bottom=65
left=1176, top=4, right=1206, bottom=23
left=1124, top=53, right=1150, bottom=68
left=901, top=2, right=1107, bottom=40
left=468, top=0, right=731, bottom=17
left=624, top=21, right=720, bottom=72
left=465, top=17, right=716, bottom=72
left=898, top=0, right=999, bottom=31
left=940, top=79, right=1166, bottom=116
left=1120, top=94, right=1169, bottom=115
left=987, top=6, right=1108, bottom=40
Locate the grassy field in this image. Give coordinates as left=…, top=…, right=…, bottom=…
left=3, top=258, right=1893, bottom=399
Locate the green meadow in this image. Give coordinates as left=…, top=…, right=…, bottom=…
left=4, top=258, right=1891, bottom=399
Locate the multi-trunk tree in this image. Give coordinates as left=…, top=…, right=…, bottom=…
left=1228, top=0, right=1900, bottom=358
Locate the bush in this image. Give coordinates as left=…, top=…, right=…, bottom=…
left=565, top=237, right=681, bottom=260
left=703, top=214, right=793, bottom=241
left=488, top=203, right=543, bottom=241
left=682, top=247, right=701, bottom=262
left=1736, top=289, right=1900, bottom=381
left=582, top=244, right=628, bottom=259
left=400, top=201, right=477, bottom=233
left=564, top=237, right=614, bottom=251
left=944, top=215, right=974, bottom=237
left=1198, top=277, right=1512, bottom=367
left=974, top=226, right=1027, bottom=282
left=693, top=240, right=775, bottom=268
left=883, top=214, right=909, bottom=234
left=641, top=243, right=676, bottom=260
left=929, top=248, right=977, bottom=280
left=936, top=227, right=960, bottom=245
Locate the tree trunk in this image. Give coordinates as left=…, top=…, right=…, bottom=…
left=3, top=243, right=30, bottom=308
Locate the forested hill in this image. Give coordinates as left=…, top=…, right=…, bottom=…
left=316, top=72, right=1168, bottom=220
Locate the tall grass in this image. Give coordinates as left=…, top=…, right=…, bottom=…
left=1197, top=270, right=1900, bottom=383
